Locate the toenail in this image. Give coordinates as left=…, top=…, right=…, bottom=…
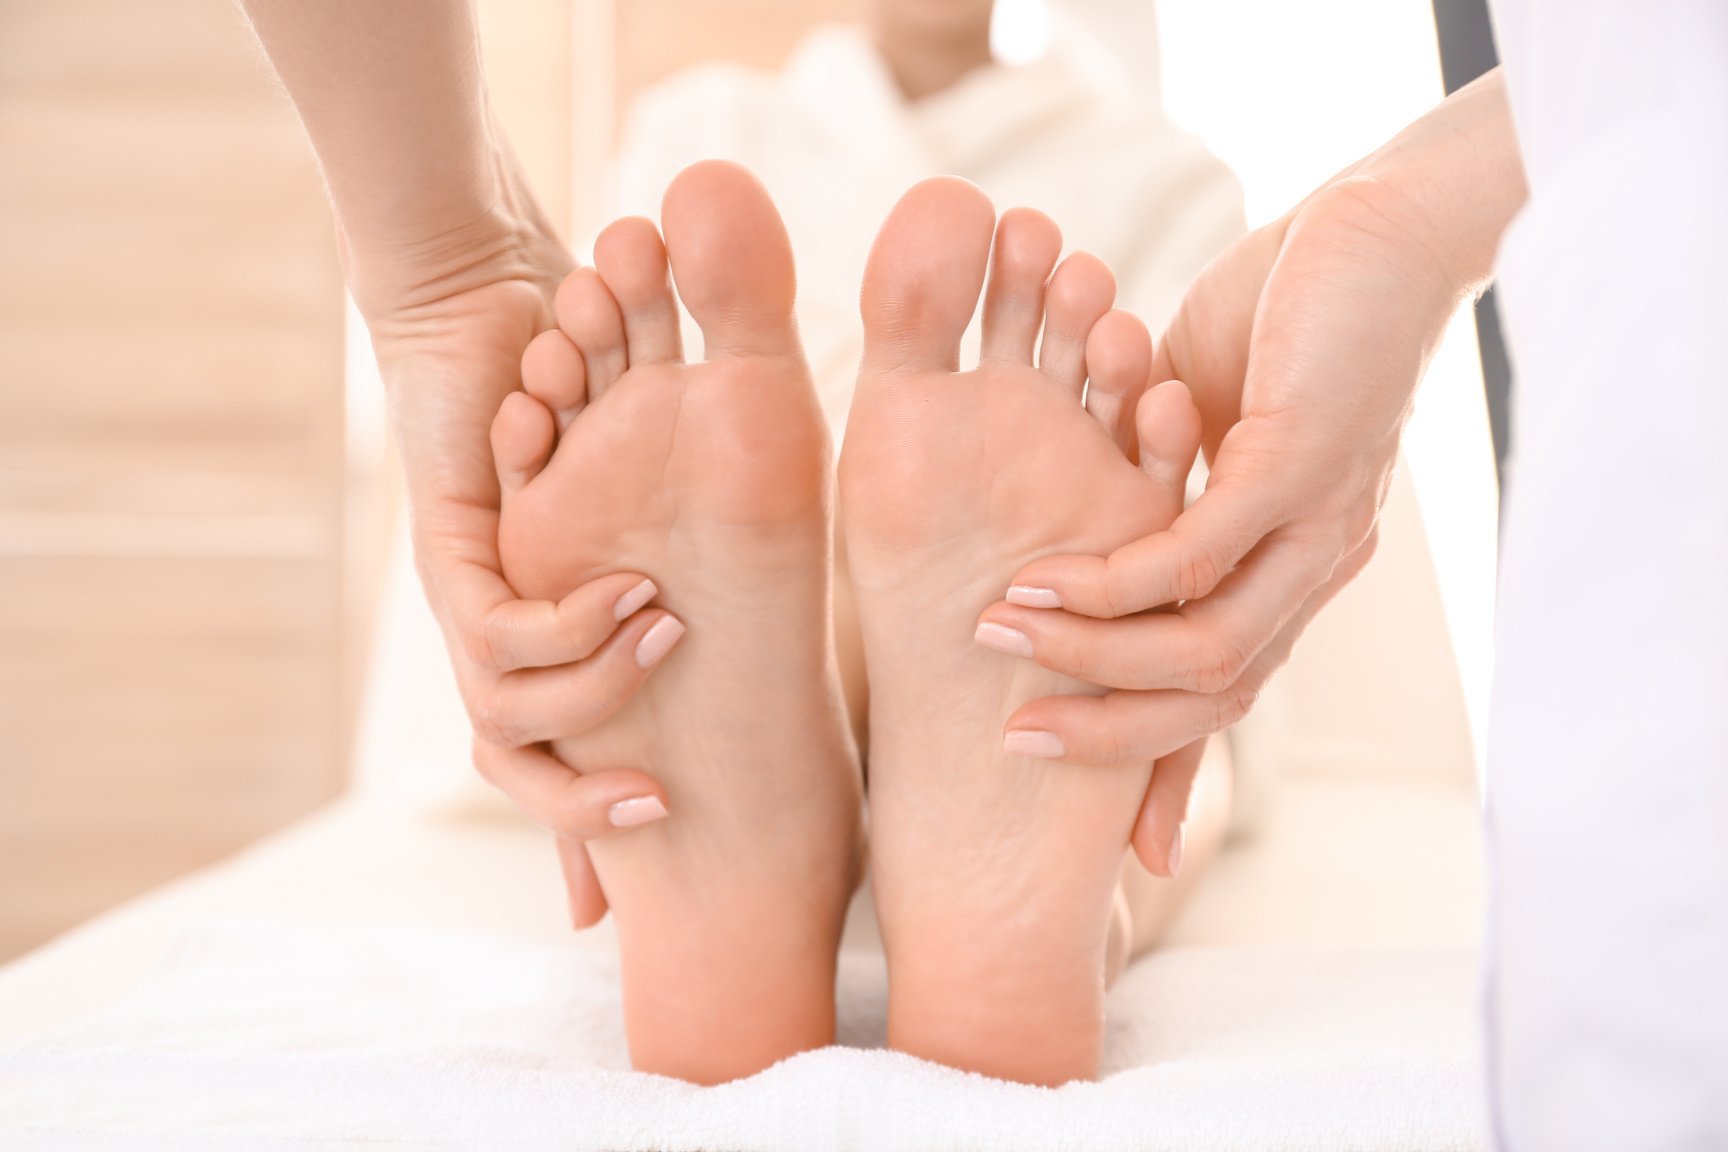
left=1006, top=585, right=1062, bottom=609
left=1003, top=729, right=1066, bottom=759
left=612, top=577, right=658, bottom=621
left=634, top=616, right=686, bottom=668
left=974, top=621, right=1034, bottom=659
left=608, top=795, right=669, bottom=828
left=1166, top=824, right=1186, bottom=877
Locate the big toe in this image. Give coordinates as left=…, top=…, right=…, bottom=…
left=661, top=160, right=799, bottom=360
left=860, top=177, right=996, bottom=376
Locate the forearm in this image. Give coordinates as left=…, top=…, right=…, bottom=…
left=240, top=0, right=546, bottom=304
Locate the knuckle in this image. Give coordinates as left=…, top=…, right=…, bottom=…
left=1101, top=555, right=1137, bottom=618
left=459, top=622, right=503, bottom=672
left=576, top=667, right=633, bottom=724
left=1210, top=678, right=1261, bottom=730
left=1174, top=545, right=1226, bottom=604
left=1095, top=697, right=1143, bottom=766
left=1058, top=632, right=1101, bottom=683
left=1188, top=636, right=1252, bottom=695
left=1093, top=723, right=1133, bottom=768
left=600, top=651, right=642, bottom=697
left=468, top=689, right=522, bottom=748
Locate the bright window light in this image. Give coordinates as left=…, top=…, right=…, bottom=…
left=993, top=0, right=1052, bottom=66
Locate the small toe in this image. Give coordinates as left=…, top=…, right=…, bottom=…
left=1038, top=252, right=1116, bottom=397
left=554, top=267, right=628, bottom=400
left=594, top=216, right=683, bottom=366
left=491, top=390, right=557, bottom=498
left=521, top=328, right=588, bottom=433
left=1136, top=379, right=1203, bottom=512
left=980, top=208, right=1062, bottom=367
left=860, top=176, right=997, bottom=376
left=661, top=160, right=800, bottom=361
left=1083, top=310, right=1153, bottom=458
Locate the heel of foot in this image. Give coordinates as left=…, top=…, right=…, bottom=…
left=887, top=968, right=1106, bottom=1086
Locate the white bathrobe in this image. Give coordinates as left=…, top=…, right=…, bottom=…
left=1487, top=2, right=1728, bottom=1148
left=614, top=19, right=1246, bottom=445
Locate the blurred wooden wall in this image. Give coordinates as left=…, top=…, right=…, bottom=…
left=0, top=0, right=347, bottom=961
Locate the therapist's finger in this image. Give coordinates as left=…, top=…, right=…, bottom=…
left=1006, top=469, right=1295, bottom=618
left=1121, top=533, right=1378, bottom=871
left=479, top=572, right=663, bottom=673
left=1125, top=575, right=1347, bottom=877
left=471, top=738, right=668, bottom=843
left=466, top=609, right=685, bottom=747
left=1002, top=683, right=1256, bottom=767
left=1132, top=738, right=1208, bottom=878
left=555, top=836, right=609, bottom=929
left=979, top=531, right=1334, bottom=692
left=1011, top=530, right=1376, bottom=765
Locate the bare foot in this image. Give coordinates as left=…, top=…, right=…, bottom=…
left=841, top=179, right=1203, bottom=1085
left=493, top=162, right=861, bottom=1085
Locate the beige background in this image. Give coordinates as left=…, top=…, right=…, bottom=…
left=0, top=0, right=348, bottom=961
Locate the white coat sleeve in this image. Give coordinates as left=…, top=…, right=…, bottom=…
left=1486, top=3, right=1728, bottom=1148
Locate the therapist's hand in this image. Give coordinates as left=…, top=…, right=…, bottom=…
left=358, top=197, right=672, bottom=930
left=239, top=0, right=675, bottom=926
left=976, top=68, right=1528, bottom=875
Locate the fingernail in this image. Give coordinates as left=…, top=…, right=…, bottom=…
left=608, top=795, right=669, bottom=828
left=974, top=621, right=1034, bottom=658
left=1007, top=585, right=1062, bottom=609
left=634, top=616, right=685, bottom=668
left=1003, top=729, right=1066, bottom=759
left=1167, top=824, right=1185, bottom=877
left=612, top=578, right=658, bottom=621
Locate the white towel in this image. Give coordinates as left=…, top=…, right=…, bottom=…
left=0, top=921, right=1485, bottom=1151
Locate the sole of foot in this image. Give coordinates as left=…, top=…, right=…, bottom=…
left=493, top=161, right=862, bottom=1085
left=841, top=178, right=1202, bottom=1086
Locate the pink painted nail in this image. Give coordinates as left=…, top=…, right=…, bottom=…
left=608, top=795, right=669, bottom=828
left=1003, top=729, right=1066, bottom=759
left=1006, top=585, right=1062, bottom=609
left=974, top=621, right=1034, bottom=659
left=612, top=577, right=658, bottom=621
left=634, top=616, right=685, bottom=668
left=1166, top=824, right=1185, bottom=877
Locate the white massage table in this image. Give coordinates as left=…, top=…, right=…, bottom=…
left=0, top=470, right=1490, bottom=1149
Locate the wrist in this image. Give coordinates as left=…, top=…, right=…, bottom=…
left=1345, top=67, right=1528, bottom=297
left=341, top=133, right=568, bottom=322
